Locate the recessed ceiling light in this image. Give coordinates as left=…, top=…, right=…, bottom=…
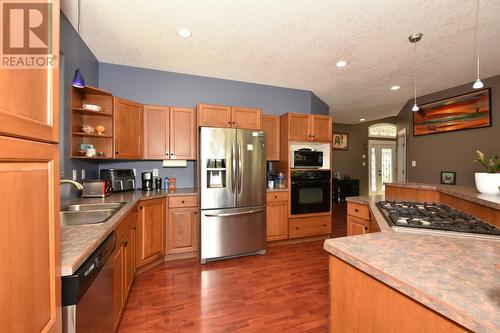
left=360, top=118, right=366, bottom=122
left=336, top=60, right=347, bottom=68
left=178, top=28, right=192, bottom=38
left=390, top=85, right=400, bottom=90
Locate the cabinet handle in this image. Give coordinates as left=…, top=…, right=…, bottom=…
left=116, top=151, right=119, bottom=155
left=166, top=152, right=170, bottom=156
left=140, top=206, right=143, bottom=209
left=364, top=227, right=368, bottom=230
left=296, top=227, right=299, bottom=230
left=323, top=224, right=326, bottom=227
left=171, top=152, right=174, bottom=156
left=181, top=200, right=185, bottom=203
left=232, top=121, right=235, bottom=125
left=122, top=240, right=128, bottom=247
left=274, top=195, right=277, bottom=199
left=194, top=211, right=198, bottom=215
left=228, top=121, right=231, bottom=124
left=354, top=208, right=359, bottom=212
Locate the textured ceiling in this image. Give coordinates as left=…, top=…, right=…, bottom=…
left=62, top=0, right=500, bottom=124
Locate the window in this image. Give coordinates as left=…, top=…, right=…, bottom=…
left=368, top=123, right=397, bottom=138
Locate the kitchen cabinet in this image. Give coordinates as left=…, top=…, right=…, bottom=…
left=0, top=5, right=60, bottom=143
left=347, top=201, right=379, bottom=236
left=114, top=97, right=143, bottom=159
left=284, top=113, right=332, bottom=142
left=266, top=192, right=289, bottom=241
left=347, top=215, right=370, bottom=236
left=197, top=103, right=232, bottom=128
left=0, top=137, right=61, bottom=332
left=289, top=215, right=331, bottom=238
left=143, top=105, right=169, bottom=159
left=143, top=106, right=196, bottom=160
left=231, top=107, right=261, bottom=129
left=261, top=115, right=280, bottom=161
left=167, top=195, right=199, bottom=254
left=137, top=198, right=166, bottom=267
left=197, top=103, right=261, bottom=129
left=170, top=107, right=196, bottom=160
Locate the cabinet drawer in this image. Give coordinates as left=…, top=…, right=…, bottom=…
left=266, top=191, right=288, bottom=202
left=347, top=215, right=370, bottom=236
left=168, top=195, right=198, bottom=208
left=289, top=215, right=331, bottom=239
left=347, top=202, right=370, bottom=220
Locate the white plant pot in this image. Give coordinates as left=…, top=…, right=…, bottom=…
left=474, top=172, right=500, bottom=195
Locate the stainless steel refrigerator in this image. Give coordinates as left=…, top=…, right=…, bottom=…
left=200, top=127, right=266, bottom=263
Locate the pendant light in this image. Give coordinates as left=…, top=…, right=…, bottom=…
left=472, top=0, right=483, bottom=89
left=72, top=0, right=85, bottom=88
left=409, top=32, right=423, bottom=112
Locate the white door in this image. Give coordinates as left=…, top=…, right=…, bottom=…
left=368, top=140, right=396, bottom=195
left=396, top=129, right=406, bottom=182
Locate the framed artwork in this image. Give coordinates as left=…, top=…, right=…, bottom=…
left=440, top=171, right=456, bottom=185
left=333, top=132, right=348, bottom=150
left=413, top=88, right=491, bottom=136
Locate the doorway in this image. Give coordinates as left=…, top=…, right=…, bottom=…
left=368, top=140, right=396, bottom=195
left=396, top=128, right=406, bottom=182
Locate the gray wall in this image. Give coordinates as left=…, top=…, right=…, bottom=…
left=333, top=117, right=397, bottom=196
left=397, top=74, right=500, bottom=186
left=311, top=93, right=329, bottom=115
left=60, top=13, right=100, bottom=202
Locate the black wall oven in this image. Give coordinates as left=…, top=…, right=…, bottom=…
left=291, top=170, right=331, bottom=215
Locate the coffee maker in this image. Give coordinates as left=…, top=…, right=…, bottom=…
left=141, top=172, right=153, bottom=191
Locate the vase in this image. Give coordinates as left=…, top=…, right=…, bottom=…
left=474, top=172, right=500, bottom=195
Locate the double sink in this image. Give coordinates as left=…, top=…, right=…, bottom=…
left=60, top=202, right=125, bottom=226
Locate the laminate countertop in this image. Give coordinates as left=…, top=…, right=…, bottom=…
left=325, top=192, right=500, bottom=333
left=61, top=188, right=198, bottom=276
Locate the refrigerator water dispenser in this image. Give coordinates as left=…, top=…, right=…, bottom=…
left=206, top=159, right=226, bottom=188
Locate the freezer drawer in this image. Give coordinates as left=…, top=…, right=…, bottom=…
left=201, top=206, right=266, bottom=263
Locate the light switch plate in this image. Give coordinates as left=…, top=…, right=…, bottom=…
left=81, top=169, right=86, bottom=180
left=412, top=160, right=417, bottom=167
left=153, top=168, right=159, bottom=177
left=362, top=155, right=366, bottom=159
left=132, top=168, right=136, bottom=176
left=362, top=162, right=366, bottom=166
left=72, top=169, right=77, bottom=181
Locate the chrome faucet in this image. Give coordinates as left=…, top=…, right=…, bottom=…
left=60, top=179, right=85, bottom=190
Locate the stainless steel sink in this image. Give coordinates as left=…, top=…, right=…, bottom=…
left=62, top=202, right=125, bottom=212
left=60, top=202, right=125, bottom=226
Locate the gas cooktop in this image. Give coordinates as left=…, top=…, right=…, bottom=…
left=376, top=201, right=500, bottom=238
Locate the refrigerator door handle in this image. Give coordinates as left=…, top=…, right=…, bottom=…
left=205, top=209, right=265, bottom=218
left=231, top=140, right=237, bottom=194
left=238, top=139, right=243, bottom=194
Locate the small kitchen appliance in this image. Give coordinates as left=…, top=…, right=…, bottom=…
left=292, top=148, right=323, bottom=168
left=141, top=172, right=153, bottom=191
left=81, top=180, right=113, bottom=198
left=99, top=169, right=136, bottom=192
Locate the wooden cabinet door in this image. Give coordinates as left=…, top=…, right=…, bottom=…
left=347, top=215, right=370, bottom=236
left=170, top=107, right=196, bottom=160
left=0, top=3, right=59, bottom=143
left=197, top=104, right=232, bottom=128
left=112, top=244, right=124, bottom=331
left=167, top=208, right=198, bottom=254
left=0, top=136, right=61, bottom=333
left=311, top=115, right=332, bottom=141
left=261, top=115, right=280, bottom=161
left=123, top=231, right=134, bottom=297
left=231, top=107, right=261, bottom=129
left=288, top=113, right=311, bottom=141
left=114, top=97, right=143, bottom=159
left=137, top=198, right=166, bottom=267
left=143, top=105, right=169, bottom=159
left=131, top=222, right=138, bottom=276
left=266, top=201, right=288, bottom=241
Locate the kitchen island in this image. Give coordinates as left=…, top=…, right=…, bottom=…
left=324, top=182, right=500, bottom=333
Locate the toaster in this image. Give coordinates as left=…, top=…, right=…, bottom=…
left=81, top=180, right=113, bottom=198
left=99, top=169, right=136, bottom=192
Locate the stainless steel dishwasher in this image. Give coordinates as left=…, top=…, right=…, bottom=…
left=62, top=232, right=116, bottom=333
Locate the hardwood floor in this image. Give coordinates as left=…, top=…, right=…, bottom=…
left=119, top=241, right=329, bottom=333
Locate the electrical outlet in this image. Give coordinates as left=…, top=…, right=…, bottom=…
left=362, top=155, right=366, bottom=159
left=72, top=169, right=77, bottom=181
left=411, top=160, right=417, bottom=167
left=362, top=162, right=366, bottom=166
left=132, top=168, right=136, bottom=176
left=153, top=168, right=159, bottom=177
left=81, top=169, right=86, bottom=180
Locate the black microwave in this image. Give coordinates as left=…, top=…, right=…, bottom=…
left=293, top=149, right=323, bottom=168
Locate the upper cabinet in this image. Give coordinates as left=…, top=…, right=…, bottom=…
left=114, top=97, right=143, bottom=159
left=0, top=4, right=60, bottom=143
left=143, top=106, right=196, bottom=160
left=284, top=113, right=332, bottom=142
left=170, top=107, right=196, bottom=160
left=197, top=104, right=232, bottom=128
left=143, top=105, right=169, bottom=160
left=261, top=115, right=280, bottom=161
left=231, top=107, right=261, bottom=129
left=198, top=104, right=261, bottom=129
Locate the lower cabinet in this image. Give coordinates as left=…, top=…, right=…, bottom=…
left=113, top=209, right=137, bottom=331
left=266, top=192, right=289, bottom=241
left=137, top=198, right=166, bottom=267
left=347, top=201, right=380, bottom=236
left=347, top=215, right=370, bottom=236
left=289, top=215, right=331, bottom=239
left=167, top=207, right=198, bottom=254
